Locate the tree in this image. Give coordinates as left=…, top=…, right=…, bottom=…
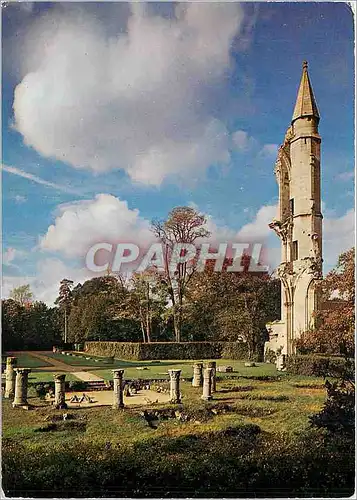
left=55, top=279, right=74, bottom=343
left=185, top=258, right=281, bottom=358
left=118, top=271, right=168, bottom=342
left=10, top=284, right=33, bottom=306
left=2, top=299, right=62, bottom=350
left=152, top=206, right=210, bottom=342
left=67, top=276, right=139, bottom=342
left=297, top=248, right=355, bottom=355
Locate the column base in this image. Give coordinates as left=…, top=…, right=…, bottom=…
left=112, top=404, right=125, bottom=409
left=201, top=395, right=212, bottom=401
left=12, top=402, right=30, bottom=408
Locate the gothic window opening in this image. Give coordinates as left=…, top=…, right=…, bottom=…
left=291, top=240, right=298, bottom=261
left=289, top=198, right=294, bottom=216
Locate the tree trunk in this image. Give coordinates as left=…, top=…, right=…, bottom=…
left=146, top=283, right=151, bottom=342
left=64, top=308, right=67, bottom=344
left=139, top=305, right=147, bottom=343
left=173, top=312, right=181, bottom=343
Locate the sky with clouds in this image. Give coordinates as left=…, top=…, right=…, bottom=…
left=2, top=1, right=355, bottom=304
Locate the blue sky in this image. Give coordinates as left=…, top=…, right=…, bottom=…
left=2, top=2, right=355, bottom=303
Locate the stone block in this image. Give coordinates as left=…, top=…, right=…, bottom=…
left=217, top=366, right=233, bottom=373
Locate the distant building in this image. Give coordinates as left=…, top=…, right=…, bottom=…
left=265, top=61, right=323, bottom=356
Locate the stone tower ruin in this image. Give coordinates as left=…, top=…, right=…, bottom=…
left=265, top=61, right=323, bottom=356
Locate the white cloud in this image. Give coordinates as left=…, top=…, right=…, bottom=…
left=13, top=3, right=247, bottom=186
left=3, top=248, right=18, bottom=265
left=260, top=144, right=278, bottom=157
left=237, top=204, right=277, bottom=241
left=323, top=208, right=355, bottom=271
left=336, top=171, right=354, bottom=182
left=40, top=194, right=154, bottom=258
left=231, top=130, right=257, bottom=152
left=2, top=258, right=92, bottom=306
left=2, top=164, right=82, bottom=195
left=14, top=194, right=27, bottom=204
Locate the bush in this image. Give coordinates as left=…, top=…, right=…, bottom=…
left=2, top=427, right=355, bottom=497
left=310, top=379, right=355, bottom=435
left=84, top=341, right=248, bottom=360
left=68, top=380, right=88, bottom=391
left=286, top=354, right=354, bottom=378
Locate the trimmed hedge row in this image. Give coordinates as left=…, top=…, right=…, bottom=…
left=84, top=341, right=248, bottom=360
left=286, top=355, right=354, bottom=378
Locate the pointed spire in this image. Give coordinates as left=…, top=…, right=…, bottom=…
left=292, top=61, right=320, bottom=123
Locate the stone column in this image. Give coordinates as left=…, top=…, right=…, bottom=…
left=192, top=363, right=203, bottom=387
left=207, top=361, right=217, bottom=392
left=201, top=367, right=213, bottom=401
left=12, top=368, right=31, bottom=407
left=54, top=374, right=67, bottom=409
left=4, top=357, right=17, bottom=399
left=112, top=369, right=125, bottom=409
left=276, top=354, right=286, bottom=371
left=168, top=369, right=181, bottom=403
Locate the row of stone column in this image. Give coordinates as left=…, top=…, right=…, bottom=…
left=112, top=366, right=215, bottom=408
left=4, top=358, right=216, bottom=410
left=192, top=361, right=216, bottom=399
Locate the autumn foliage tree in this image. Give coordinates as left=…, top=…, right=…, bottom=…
left=185, top=257, right=281, bottom=359
left=152, top=206, right=210, bottom=342
left=297, top=248, right=355, bottom=355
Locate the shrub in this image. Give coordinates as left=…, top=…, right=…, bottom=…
left=310, top=379, right=355, bottom=435
left=286, top=354, right=354, bottom=378
left=68, top=381, right=88, bottom=391
left=84, top=341, right=248, bottom=360
left=2, top=428, right=354, bottom=497
left=34, top=384, right=47, bottom=397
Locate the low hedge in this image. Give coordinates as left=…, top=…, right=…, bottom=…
left=85, top=341, right=248, bottom=360
left=286, top=355, right=354, bottom=378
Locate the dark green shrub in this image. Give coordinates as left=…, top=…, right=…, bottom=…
left=286, top=354, right=354, bottom=378
left=68, top=381, right=88, bottom=391
left=310, top=379, right=355, bottom=435
left=84, top=341, right=248, bottom=360
left=34, top=384, right=47, bottom=397
left=2, top=428, right=355, bottom=498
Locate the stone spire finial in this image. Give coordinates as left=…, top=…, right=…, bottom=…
left=292, top=61, right=319, bottom=123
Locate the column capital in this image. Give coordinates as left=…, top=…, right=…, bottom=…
left=168, top=369, right=181, bottom=380
left=112, top=369, right=124, bottom=378
left=14, top=368, right=31, bottom=375
left=54, top=373, right=66, bottom=382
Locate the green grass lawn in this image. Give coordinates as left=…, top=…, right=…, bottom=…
left=4, top=352, right=52, bottom=368
left=4, top=372, right=353, bottom=498
left=91, top=359, right=279, bottom=380
left=2, top=373, right=326, bottom=446
left=41, top=351, right=120, bottom=367
left=27, top=372, right=81, bottom=383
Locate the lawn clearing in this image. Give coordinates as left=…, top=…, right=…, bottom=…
left=4, top=352, right=52, bottom=368
left=90, top=359, right=280, bottom=380
left=2, top=373, right=326, bottom=447
left=27, top=372, right=81, bottom=383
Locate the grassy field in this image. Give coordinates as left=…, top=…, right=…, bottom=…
left=27, top=372, right=81, bottom=383
left=4, top=352, right=52, bottom=368
left=2, top=373, right=326, bottom=444
left=91, top=359, right=279, bottom=380
left=10, top=351, right=280, bottom=378
left=3, top=372, right=354, bottom=497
